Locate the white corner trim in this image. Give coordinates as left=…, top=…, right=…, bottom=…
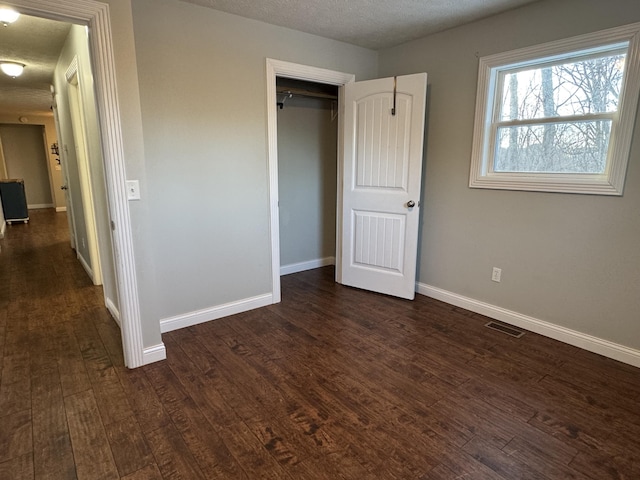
left=280, top=256, right=335, bottom=276
left=0, top=221, right=5, bottom=238
left=142, top=343, right=166, bottom=365
left=106, top=298, right=121, bottom=327
left=160, top=293, right=273, bottom=333
left=55, top=206, right=67, bottom=212
left=77, top=252, right=94, bottom=283
left=417, top=282, right=640, bottom=368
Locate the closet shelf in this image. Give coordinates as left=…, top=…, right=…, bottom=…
left=276, top=86, right=337, bottom=100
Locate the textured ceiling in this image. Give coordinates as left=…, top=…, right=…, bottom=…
left=0, top=0, right=542, bottom=116
left=180, top=0, right=542, bottom=50
left=0, top=14, right=71, bottom=116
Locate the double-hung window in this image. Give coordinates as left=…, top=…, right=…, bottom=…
left=469, top=23, right=640, bottom=195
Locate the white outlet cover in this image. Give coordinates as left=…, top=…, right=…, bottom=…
left=491, top=267, right=502, bottom=282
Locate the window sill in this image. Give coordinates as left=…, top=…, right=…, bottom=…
left=469, top=172, right=624, bottom=195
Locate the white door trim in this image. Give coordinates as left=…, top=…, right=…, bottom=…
left=265, top=59, right=355, bottom=303
left=66, top=58, right=103, bottom=285
left=8, top=0, right=146, bottom=367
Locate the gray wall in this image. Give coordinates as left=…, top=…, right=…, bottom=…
left=131, top=0, right=377, bottom=320
left=0, top=124, right=53, bottom=207
left=378, top=0, right=640, bottom=350
left=278, top=96, right=337, bottom=267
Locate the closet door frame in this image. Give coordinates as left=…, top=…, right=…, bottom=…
left=265, top=59, right=354, bottom=303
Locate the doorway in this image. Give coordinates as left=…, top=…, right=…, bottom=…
left=276, top=77, right=339, bottom=278
left=5, top=0, right=147, bottom=367
left=266, top=59, right=355, bottom=303
left=0, top=124, right=53, bottom=209
left=268, top=60, right=428, bottom=303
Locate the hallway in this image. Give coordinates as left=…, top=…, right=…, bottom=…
left=0, top=209, right=126, bottom=479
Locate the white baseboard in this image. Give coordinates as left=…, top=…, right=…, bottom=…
left=106, top=298, right=121, bottom=327
left=160, top=293, right=273, bottom=333
left=77, top=252, right=94, bottom=283
left=55, top=206, right=67, bottom=212
left=281, top=256, right=335, bottom=276
left=416, top=283, right=640, bottom=368
left=142, top=343, right=166, bottom=365
left=27, top=203, right=54, bottom=210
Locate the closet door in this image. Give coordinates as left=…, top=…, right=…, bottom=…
left=340, top=73, right=427, bottom=300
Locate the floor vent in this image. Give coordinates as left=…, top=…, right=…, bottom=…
left=484, top=321, right=525, bottom=338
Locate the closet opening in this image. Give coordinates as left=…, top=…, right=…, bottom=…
left=276, top=77, right=339, bottom=279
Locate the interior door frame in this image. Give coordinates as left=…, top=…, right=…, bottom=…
left=266, top=59, right=354, bottom=303
left=66, top=59, right=103, bottom=285
left=7, top=0, right=147, bottom=368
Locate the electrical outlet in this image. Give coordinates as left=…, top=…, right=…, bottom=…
left=491, top=267, right=502, bottom=282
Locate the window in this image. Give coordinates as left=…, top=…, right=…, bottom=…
left=469, top=23, right=640, bottom=195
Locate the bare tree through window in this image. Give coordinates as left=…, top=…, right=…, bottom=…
left=494, top=51, right=626, bottom=174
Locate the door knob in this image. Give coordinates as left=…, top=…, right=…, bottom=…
left=407, top=200, right=416, bottom=208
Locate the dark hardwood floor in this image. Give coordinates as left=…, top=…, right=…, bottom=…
left=1, top=209, right=639, bottom=479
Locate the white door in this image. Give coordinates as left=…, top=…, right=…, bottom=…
left=340, top=73, right=427, bottom=300
left=52, top=96, right=78, bottom=250
left=60, top=156, right=78, bottom=250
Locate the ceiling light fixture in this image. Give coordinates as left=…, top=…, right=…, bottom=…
left=0, top=62, right=25, bottom=77
left=0, top=8, right=20, bottom=26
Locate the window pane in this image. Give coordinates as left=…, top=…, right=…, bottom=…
left=494, top=120, right=612, bottom=173
left=499, top=53, right=626, bottom=121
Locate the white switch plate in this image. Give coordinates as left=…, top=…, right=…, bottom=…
left=126, top=180, right=141, bottom=200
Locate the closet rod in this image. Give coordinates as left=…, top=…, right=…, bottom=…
left=276, top=86, right=337, bottom=100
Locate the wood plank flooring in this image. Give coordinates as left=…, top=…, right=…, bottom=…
left=1, top=209, right=639, bottom=479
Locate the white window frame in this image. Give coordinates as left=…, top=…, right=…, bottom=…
left=469, top=23, right=640, bottom=195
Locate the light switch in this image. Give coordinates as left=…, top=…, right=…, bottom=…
left=126, top=180, right=141, bottom=200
